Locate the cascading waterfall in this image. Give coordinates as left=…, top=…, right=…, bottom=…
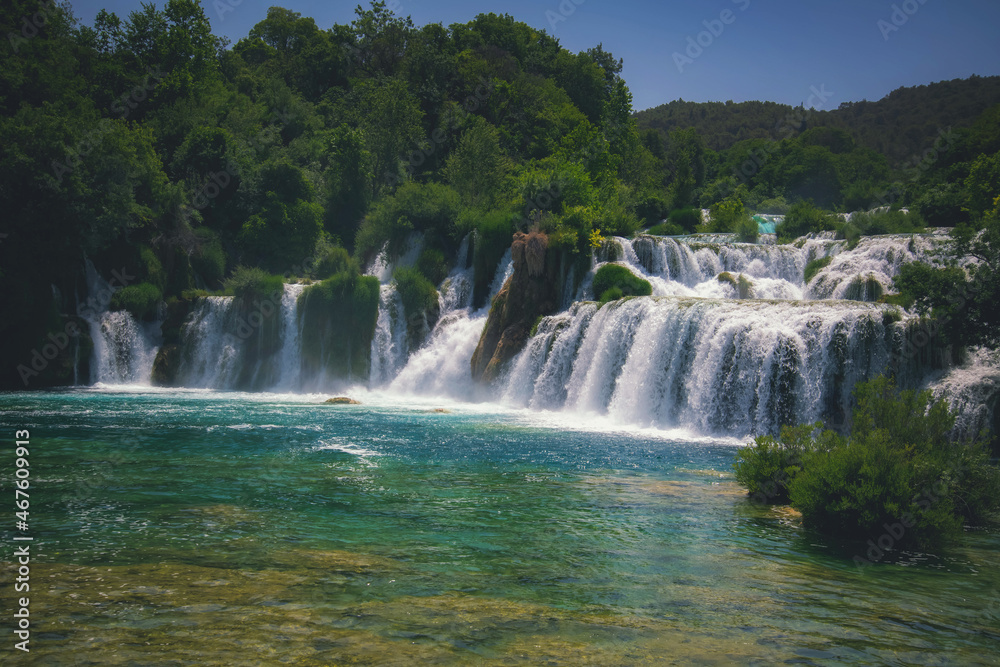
left=81, top=259, right=160, bottom=384
left=925, top=349, right=1000, bottom=442
left=82, top=226, right=993, bottom=441
left=176, top=296, right=241, bottom=389
left=500, top=297, right=903, bottom=436
left=274, top=283, right=306, bottom=390
left=386, top=249, right=513, bottom=395
left=369, top=284, right=409, bottom=386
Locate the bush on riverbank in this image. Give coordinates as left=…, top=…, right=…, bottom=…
left=735, top=376, right=1000, bottom=548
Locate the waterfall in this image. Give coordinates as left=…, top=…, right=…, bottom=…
left=176, top=296, right=241, bottom=389
left=77, top=226, right=993, bottom=443
left=499, top=296, right=903, bottom=436
left=369, top=283, right=409, bottom=386
left=275, top=283, right=306, bottom=390
left=384, top=245, right=514, bottom=393
left=925, top=349, right=1000, bottom=442
left=81, top=259, right=160, bottom=385
left=388, top=309, right=488, bottom=399
left=806, top=234, right=944, bottom=300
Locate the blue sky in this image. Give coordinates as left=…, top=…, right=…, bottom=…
left=66, top=0, right=1000, bottom=112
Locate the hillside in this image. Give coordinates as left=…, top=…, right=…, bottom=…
left=635, top=76, right=1000, bottom=166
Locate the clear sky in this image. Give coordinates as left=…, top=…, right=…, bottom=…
left=65, top=0, right=1000, bottom=112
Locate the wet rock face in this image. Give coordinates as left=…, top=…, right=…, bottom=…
left=471, top=232, right=560, bottom=384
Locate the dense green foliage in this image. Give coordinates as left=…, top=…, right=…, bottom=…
left=0, top=0, right=662, bottom=387
left=392, top=267, right=439, bottom=320
left=299, top=271, right=380, bottom=380
left=734, top=377, right=1000, bottom=549
left=636, top=77, right=1000, bottom=165
left=777, top=201, right=837, bottom=243
left=894, top=210, right=1000, bottom=350
left=592, top=264, right=652, bottom=303
left=109, top=283, right=163, bottom=321
left=223, top=266, right=284, bottom=303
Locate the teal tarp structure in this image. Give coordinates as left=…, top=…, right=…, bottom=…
left=753, top=215, right=776, bottom=235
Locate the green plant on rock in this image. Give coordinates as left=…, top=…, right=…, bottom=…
left=803, top=256, right=833, bottom=284
left=299, top=271, right=380, bottom=380
left=592, top=264, right=652, bottom=302
left=109, top=282, right=162, bottom=321
left=223, top=266, right=285, bottom=303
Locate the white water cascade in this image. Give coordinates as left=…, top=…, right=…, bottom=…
left=369, top=284, right=409, bottom=386
left=275, top=283, right=306, bottom=390
left=592, top=232, right=948, bottom=303
left=81, top=260, right=160, bottom=385
left=501, top=297, right=904, bottom=436
left=82, top=226, right=996, bottom=441
left=175, top=283, right=305, bottom=390
left=175, top=296, right=241, bottom=389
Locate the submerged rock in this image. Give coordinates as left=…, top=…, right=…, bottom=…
left=325, top=397, right=361, bottom=405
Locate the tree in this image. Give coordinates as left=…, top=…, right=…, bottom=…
left=353, top=76, right=423, bottom=198
left=444, top=116, right=510, bottom=208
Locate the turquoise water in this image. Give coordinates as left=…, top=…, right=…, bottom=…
left=2, top=388, right=999, bottom=665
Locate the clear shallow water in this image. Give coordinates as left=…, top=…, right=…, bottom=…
left=2, top=389, right=999, bottom=665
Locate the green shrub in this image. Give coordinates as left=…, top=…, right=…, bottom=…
left=599, top=286, right=624, bottom=304
left=758, top=197, right=790, bottom=215
left=592, top=264, right=652, bottom=302
left=847, top=208, right=925, bottom=237
left=311, top=244, right=358, bottom=280
left=646, top=221, right=685, bottom=236
left=707, top=198, right=749, bottom=233
left=736, top=376, right=1000, bottom=549
left=223, top=266, right=285, bottom=303
left=736, top=274, right=754, bottom=299
left=109, top=282, right=162, bottom=321
left=778, top=201, right=837, bottom=243
left=416, top=248, right=449, bottom=286
left=734, top=423, right=830, bottom=503
left=139, top=245, right=167, bottom=291
left=356, top=182, right=461, bottom=259
left=299, top=272, right=380, bottom=380
left=668, top=207, right=702, bottom=233
left=191, top=228, right=226, bottom=288
left=393, top=266, right=439, bottom=318
left=635, top=194, right=670, bottom=226
left=842, top=273, right=884, bottom=302
left=717, top=272, right=736, bottom=288
left=803, top=256, right=833, bottom=283
left=736, top=216, right=759, bottom=243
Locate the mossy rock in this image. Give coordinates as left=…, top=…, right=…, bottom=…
left=325, top=397, right=361, bottom=405
left=717, top=272, right=737, bottom=287
left=803, top=256, right=833, bottom=284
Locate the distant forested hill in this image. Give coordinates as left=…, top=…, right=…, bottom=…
left=635, top=76, right=1000, bottom=167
